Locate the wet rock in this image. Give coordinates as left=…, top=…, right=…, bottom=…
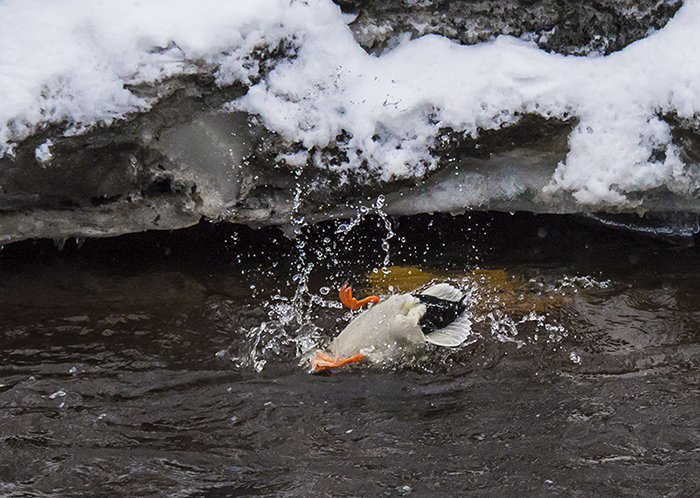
left=0, top=73, right=248, bottom=244
left=3, top=102, right=700, bottom=244
left=335, top=0, right=683, bottom=56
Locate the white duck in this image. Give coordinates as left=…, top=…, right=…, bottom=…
left=309, top=282, right=472, bottom=371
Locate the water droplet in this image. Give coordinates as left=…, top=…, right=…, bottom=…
left=569, top=351, right=582, bottom=364
left=319, top=286, right=330, bottom=295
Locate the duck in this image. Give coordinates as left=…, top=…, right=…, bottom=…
left=309, top=282, right=473, bottom=371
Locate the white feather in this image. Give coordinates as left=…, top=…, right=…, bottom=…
left=420, top=283, right=463, bottom=302
left=425, top=315, right=473, bottom=347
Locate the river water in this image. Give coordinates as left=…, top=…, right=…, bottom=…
left=1, top=213, right=699, bottom=497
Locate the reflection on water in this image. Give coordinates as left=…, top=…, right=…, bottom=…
left=2, top=213, right=700, bottom=496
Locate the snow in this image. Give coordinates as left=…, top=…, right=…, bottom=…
left=0, top=0, right=289, bottom=152
left=1, top=0, right=700, bottom=209
left=34, top=139, right=53, bottom=163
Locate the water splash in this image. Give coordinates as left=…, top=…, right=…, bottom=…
left=226, top=170, right=358, bottom=371
left=289, top=169, right=312, bottom=324
left=376, top=195, right=395, bottom=272
left=336, top=194, right=395, bottom=271
left=245, top=321, right=272, bottom=373
left=222, top=200, right=611, bottom=373
left=479, top=309, right=526, bottom=347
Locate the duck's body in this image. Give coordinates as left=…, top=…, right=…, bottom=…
left=329, top=293, right=428, bottom=362
left=310, top=283, right=472, bottom=371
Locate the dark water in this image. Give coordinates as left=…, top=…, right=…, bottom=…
left=2, top=213, right=700, bottom=497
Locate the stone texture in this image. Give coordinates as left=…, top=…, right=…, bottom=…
left=335, top=0, right=683, bottom=56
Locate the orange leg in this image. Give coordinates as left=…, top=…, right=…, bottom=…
left=339, top=284, right=380, bottom=310
left=309, top=351, right=365, bottom=372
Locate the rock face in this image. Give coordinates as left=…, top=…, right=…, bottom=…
left=337, top=0, right=683, bottom=56
left=0, top=75, right=247, bottom=243
left=0, top=0, right=695, bottom=244
left=0, top=105, right=582, bottom=244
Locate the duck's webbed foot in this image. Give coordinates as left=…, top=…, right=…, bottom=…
left=309, top=351, right=364, bottom=372
left=339, top=284, right=380, bottom=310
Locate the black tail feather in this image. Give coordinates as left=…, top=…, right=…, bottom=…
left=413, top=293, right=467, bottom=334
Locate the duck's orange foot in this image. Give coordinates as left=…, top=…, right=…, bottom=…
left=339, top=284, right=380, bottom=310
left=309, top=351, right=364, bottom=372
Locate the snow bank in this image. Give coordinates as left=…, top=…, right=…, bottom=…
left=0, top=0, right=288, bottom=151
left=1, top=0, right=700, bottom=209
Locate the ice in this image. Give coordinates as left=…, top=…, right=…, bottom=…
left=34, top=139, right=53, bottom=163
left=1, top=0, right=700, bottom=209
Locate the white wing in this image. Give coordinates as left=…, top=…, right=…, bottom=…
left=424, top=315, right=473, bottom=347
left=420, top=283, right=463, bottom=302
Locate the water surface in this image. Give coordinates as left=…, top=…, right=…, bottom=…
left=1, top=213, right=700, bottom=497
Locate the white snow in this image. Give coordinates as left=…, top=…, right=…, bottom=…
left=0, top=0, right=289, bottom=152
left=1, top=0, right=700, bottom=209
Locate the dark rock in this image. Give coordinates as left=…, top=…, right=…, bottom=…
left=336, top=0, right=683, bottom=56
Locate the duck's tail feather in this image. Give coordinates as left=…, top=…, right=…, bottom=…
left=424, top=314, right=473, bottom=347
left=420, top=283, right=463, bottom=302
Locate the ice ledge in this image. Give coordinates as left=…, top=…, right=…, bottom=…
left=1, top=106, right=700, bottom=244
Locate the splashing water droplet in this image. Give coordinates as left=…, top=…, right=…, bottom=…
left=569, top=351, right=582, bottom=364
left=373, top=195, right=395, bottom=269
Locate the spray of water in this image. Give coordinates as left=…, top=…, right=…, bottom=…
left=336, top=194, right=395, bottom=272
left=289, top=169, right=313, bottom=323
left=228, top=190, right=401, bottom=371
left=222, top=184, right=601, bottom=372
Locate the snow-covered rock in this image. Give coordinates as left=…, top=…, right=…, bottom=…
left=0, top=0, right=697, bottom=243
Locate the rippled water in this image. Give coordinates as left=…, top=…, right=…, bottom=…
left=2, top=213, right=700, bottom=497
